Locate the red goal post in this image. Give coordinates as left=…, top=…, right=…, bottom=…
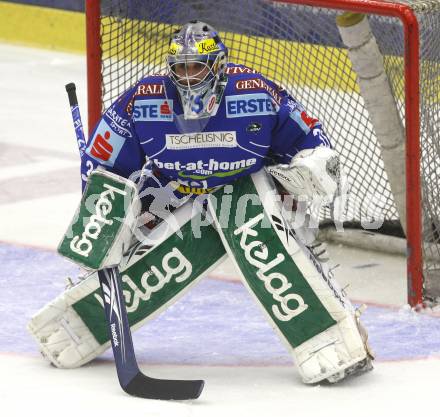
left=85, top=0, right=428, bottom=306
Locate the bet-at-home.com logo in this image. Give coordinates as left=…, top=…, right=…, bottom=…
left=234, top=213, right=309, bottom=321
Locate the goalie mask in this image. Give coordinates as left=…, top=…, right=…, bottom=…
left=166, top=21, right=228, bottom=121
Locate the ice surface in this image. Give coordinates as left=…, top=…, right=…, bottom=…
left=1, top=242, right=439, bottom=364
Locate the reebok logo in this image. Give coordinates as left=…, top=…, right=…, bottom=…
left=110, top=323, right=119, bottom=346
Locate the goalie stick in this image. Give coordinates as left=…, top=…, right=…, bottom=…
left=64, top=82, right=204, bottom=400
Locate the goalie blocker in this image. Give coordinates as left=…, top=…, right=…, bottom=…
left=28, top=169, right=373, bottom=384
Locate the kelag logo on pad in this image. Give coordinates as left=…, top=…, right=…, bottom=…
left=226, top=93, right=276, bottom=118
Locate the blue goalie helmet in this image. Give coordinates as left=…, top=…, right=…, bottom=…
left=167, top=20, right=228, bottom=120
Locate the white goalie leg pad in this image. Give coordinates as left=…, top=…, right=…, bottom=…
left=294, top=311, right=373, bottom=384
left=27, top=272, right=104, bottom=368
left=288, top=262, right=373, bottom=384
left=251, top=170, right=373, bottom=384
left=28, top=202, right=227, bottom=368
left=289, top=234, right=373, bottom=384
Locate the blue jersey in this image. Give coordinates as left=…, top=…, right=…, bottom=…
left=81, top=63, right=331, bottom=196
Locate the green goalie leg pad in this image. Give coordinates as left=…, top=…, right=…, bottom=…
left=208, top=170, right=371, bottom=384
left=208, top=171, right=339, bottom=348
left=72, top=203, right=227, bottom=345
left=58, top=168, right=141, bottom=270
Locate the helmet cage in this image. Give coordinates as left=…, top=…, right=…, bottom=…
left=167, top=51, right=226, bottom=119
left=167, top=53, right=221, bottom=93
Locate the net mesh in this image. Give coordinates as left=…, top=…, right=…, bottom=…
left=98, top=0, right=440, bottom=300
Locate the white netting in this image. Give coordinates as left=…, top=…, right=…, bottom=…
left=97, top=0, right=440, bottom=300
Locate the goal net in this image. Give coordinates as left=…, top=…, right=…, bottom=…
left=87, top=0, right=440, bottom=305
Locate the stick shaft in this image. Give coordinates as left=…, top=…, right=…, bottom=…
left=65, top=82, right=139, bottom=386
left=64, top=83, right=204, bottom=399
left=98, top=267, right=140, bottom=384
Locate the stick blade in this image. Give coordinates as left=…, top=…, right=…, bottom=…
left=123, top=373, right=205, bottom=400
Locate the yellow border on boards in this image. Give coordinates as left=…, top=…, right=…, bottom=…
left=0, top=1, right=85, bottom=52
left=0, top=1, right=408, bottom=97
left=0, top=2, right=360, bottom=93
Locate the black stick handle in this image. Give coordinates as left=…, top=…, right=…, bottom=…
left=65, top=82, right=86, bottom=156
left=65, top=82, right=78, bottom=106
